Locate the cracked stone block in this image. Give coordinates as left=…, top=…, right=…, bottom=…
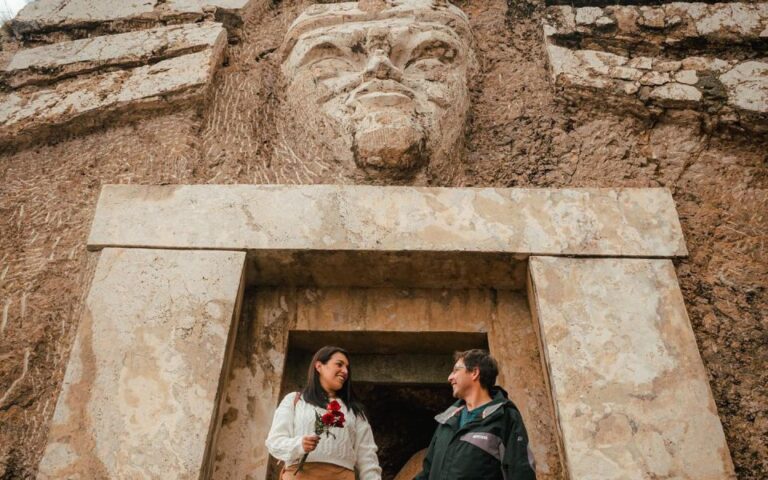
left=11, top=0, right=261, bottom=40
left=529, top=257, right=736, bottom=480
left=544, top=33, right=767, bottom=130
left=545, top=3, right=768, bottom=55
left=38, top=248, right=246, bottom=479
left=649, top=82, right=703, bottom=105
left=0, top=30, right=226, bottom=147
left=2, top=22, right=224, bottom=89
left=720, top=60, right=768, bottom=130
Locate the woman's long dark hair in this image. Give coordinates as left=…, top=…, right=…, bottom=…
left=301, top=345, right=366, bottom=420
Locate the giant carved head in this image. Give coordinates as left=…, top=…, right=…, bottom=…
left=279, top=0, right=475, bottom=181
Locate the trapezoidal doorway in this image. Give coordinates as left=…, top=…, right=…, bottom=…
left=212, top=285, right=562, bottom=480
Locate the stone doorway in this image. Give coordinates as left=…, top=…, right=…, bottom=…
left=37, top=184, right=735, bottom=480
left=215, top=283, right=558, bottom=480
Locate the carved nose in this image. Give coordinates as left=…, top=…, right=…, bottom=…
left=363, top=50, right=402, bottom=81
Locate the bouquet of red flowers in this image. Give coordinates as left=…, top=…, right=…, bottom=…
left=295, top=400, right=346, bottom=475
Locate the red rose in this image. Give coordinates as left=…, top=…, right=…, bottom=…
left=321, top=412, right=336, bottom=426
left=328, top=400, right=341, bottom=412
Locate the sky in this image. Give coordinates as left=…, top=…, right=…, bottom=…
left=0, top=0, right=31, bottom=20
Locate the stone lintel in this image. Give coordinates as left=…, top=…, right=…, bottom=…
left=528, top=256, right=736, bottom=480
left=38, top=248, right=246, bottom=479
left=87, top=184, right=688, bottom=258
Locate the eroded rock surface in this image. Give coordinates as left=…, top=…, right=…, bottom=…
left=0, top=23, right=226, bottom=147
left=546, top=3, right=768, bottom=56
left=2, top=22, right=224, bottom=89
left=543, top=2, right=768, bottom=131
left=11, top=0, right=260, bottom=41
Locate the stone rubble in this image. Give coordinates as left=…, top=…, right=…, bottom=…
left=543, top=2, right=768, bottom=131
left=0, top=23, right=227, bottom=147
left=11, top=0, right=261, bottom=41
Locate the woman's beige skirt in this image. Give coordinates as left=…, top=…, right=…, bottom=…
left=281, top=462, right=355, bottom=480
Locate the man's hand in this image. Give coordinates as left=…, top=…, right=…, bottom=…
left=302, top=434, right=320, bottom=453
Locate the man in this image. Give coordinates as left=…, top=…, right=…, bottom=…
left=415, top=349, right=536, bottom=480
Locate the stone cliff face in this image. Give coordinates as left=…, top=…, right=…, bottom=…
left=0, top=0, right=765, bottom=478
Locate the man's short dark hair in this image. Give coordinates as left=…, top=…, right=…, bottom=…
left=455, top=349, right=498, bottom=391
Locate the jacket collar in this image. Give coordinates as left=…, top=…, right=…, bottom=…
left=434, top=387, right=511, bottom=424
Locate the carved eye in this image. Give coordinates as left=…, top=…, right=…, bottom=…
left=300, top=42, right=356, bottom=80
left=309, top=57, right=355, bottom=80
left=405, top=40, right=457, bottom=70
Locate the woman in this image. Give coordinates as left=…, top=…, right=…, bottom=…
left=266, top=346, right=382, bottom=480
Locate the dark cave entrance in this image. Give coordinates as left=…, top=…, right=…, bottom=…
left=355, top=383, right=453, bottom=479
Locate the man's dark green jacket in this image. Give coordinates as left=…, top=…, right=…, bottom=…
left=414, top=387, right=536, bottom=480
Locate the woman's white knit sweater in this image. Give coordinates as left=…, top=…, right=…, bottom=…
left=266, top=392, right=382, bottom=480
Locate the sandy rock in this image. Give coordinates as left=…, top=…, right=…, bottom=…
left=87, top=184, right=688, bottom=257
left=2, top=23, right=224, bottom=89
left=640, top=71, right=671, bottom=86
left=650, top=83, right=703, bottom=104
left=654, top=60, right=682, bottom=73
left=681, top=56, right=731, bottom=73
left=0, top=36, right=226, bottom=146
left=675, top=69, right=699, bottom=85
left=545, top=2, right=768, bottom=55
left=575, top=7, right=603, bottom=26
left=628, top=56, right=653, bottom=70
left=610, top=66, right=643, bottom=82
left=720, top=61, right=768, bottom=114
left=638, top=7, right=666, bottom=29
left=11, top=0, right=258, bottom=39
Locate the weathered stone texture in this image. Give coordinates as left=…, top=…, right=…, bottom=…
left=0, top=25, right=226, bottom=147
left=11, top=0, right=258, bottom=40
left=544, top=38, right=768, bottom=130
left=546, top=3, right=768, bottom=55
left=87, top=184, right=687, bottom=257
left=543, top=2, right=768, bottom=130
left=528, top=257, right=736, bottom=480
left=2, top=23, right=224, bottom=89
left=37, top=248, right=246, bottom=479
left=278, top=0, right=475, bottom=181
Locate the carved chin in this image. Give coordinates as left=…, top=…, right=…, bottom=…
left=351, top=112, right=427, bottom=173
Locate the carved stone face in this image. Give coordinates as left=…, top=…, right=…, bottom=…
left=280, top=1, right=474, bottom=180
